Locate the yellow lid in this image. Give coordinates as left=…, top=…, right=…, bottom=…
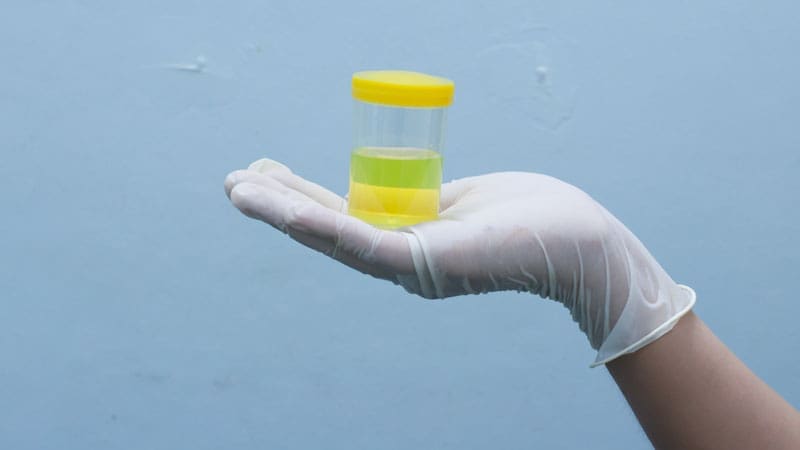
left=352, top=70, right=455, bottom=108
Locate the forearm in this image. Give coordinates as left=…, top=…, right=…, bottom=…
left=226, top=164, right=798, bottom=446
left=606, top=311, right=800, bottom=449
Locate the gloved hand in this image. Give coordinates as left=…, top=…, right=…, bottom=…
left=225, top=158, right=695, bottom=366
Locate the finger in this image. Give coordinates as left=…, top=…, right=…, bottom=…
left=231, top=180, right=336, bottom=232
left=230, top=182, right=415, bottom=276
left=225, top=170, right=308, bottom=203
left=229, top=181, right=296, bottom=231
left=439, top=177, right=476, bottom=211
left=247, top=158, right=293, bottom=175
left=224, top=159, right=292, bottom=199
left=225, top=170, right=253, bottom=199
left=230, top=182, right=389, bottom=279
left=285, top=228, right=401, bottom=281
left=270, top=194, right=415, bottom=275
left=247, top=158, right=346, bottom=212
left=226, top=167, right=346, bottom=213
left=225, top=170, right=293, bottom=199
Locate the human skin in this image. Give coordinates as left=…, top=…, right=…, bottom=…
left=225, top=164, right=800, bottom=449
left=606, top=311, right=800, bottom=449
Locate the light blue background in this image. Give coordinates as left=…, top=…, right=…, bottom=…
left=2, top=1, right=798, bottom=449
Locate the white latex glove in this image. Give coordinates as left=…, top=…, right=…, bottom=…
left=225, top=158, right=695, bottom=366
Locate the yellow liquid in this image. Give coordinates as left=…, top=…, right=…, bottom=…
left=348, top=147, right=442, bottom=228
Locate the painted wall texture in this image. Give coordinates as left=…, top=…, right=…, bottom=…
left=2, top=1, right=798, bottom=449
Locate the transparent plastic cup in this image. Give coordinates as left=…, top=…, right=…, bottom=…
left=348, top=70, right=455, bottom=229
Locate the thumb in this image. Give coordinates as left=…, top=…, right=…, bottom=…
left=439, top=176, right=478, bottom=212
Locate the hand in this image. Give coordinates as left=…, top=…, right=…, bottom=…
left=225, top=158, right=695, bottom=366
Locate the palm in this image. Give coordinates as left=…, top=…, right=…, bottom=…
left=226, top=161, right=617, bottom=302
left=226, top=158, right=694, bottom=364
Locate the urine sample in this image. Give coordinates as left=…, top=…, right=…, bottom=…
left=348, top=70, right=455, bottom=228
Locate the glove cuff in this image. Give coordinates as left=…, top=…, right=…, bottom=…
left=590, top=284, right=696, bottom=367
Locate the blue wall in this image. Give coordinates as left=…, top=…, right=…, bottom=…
left=2, top=1, right=798, bottom=449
